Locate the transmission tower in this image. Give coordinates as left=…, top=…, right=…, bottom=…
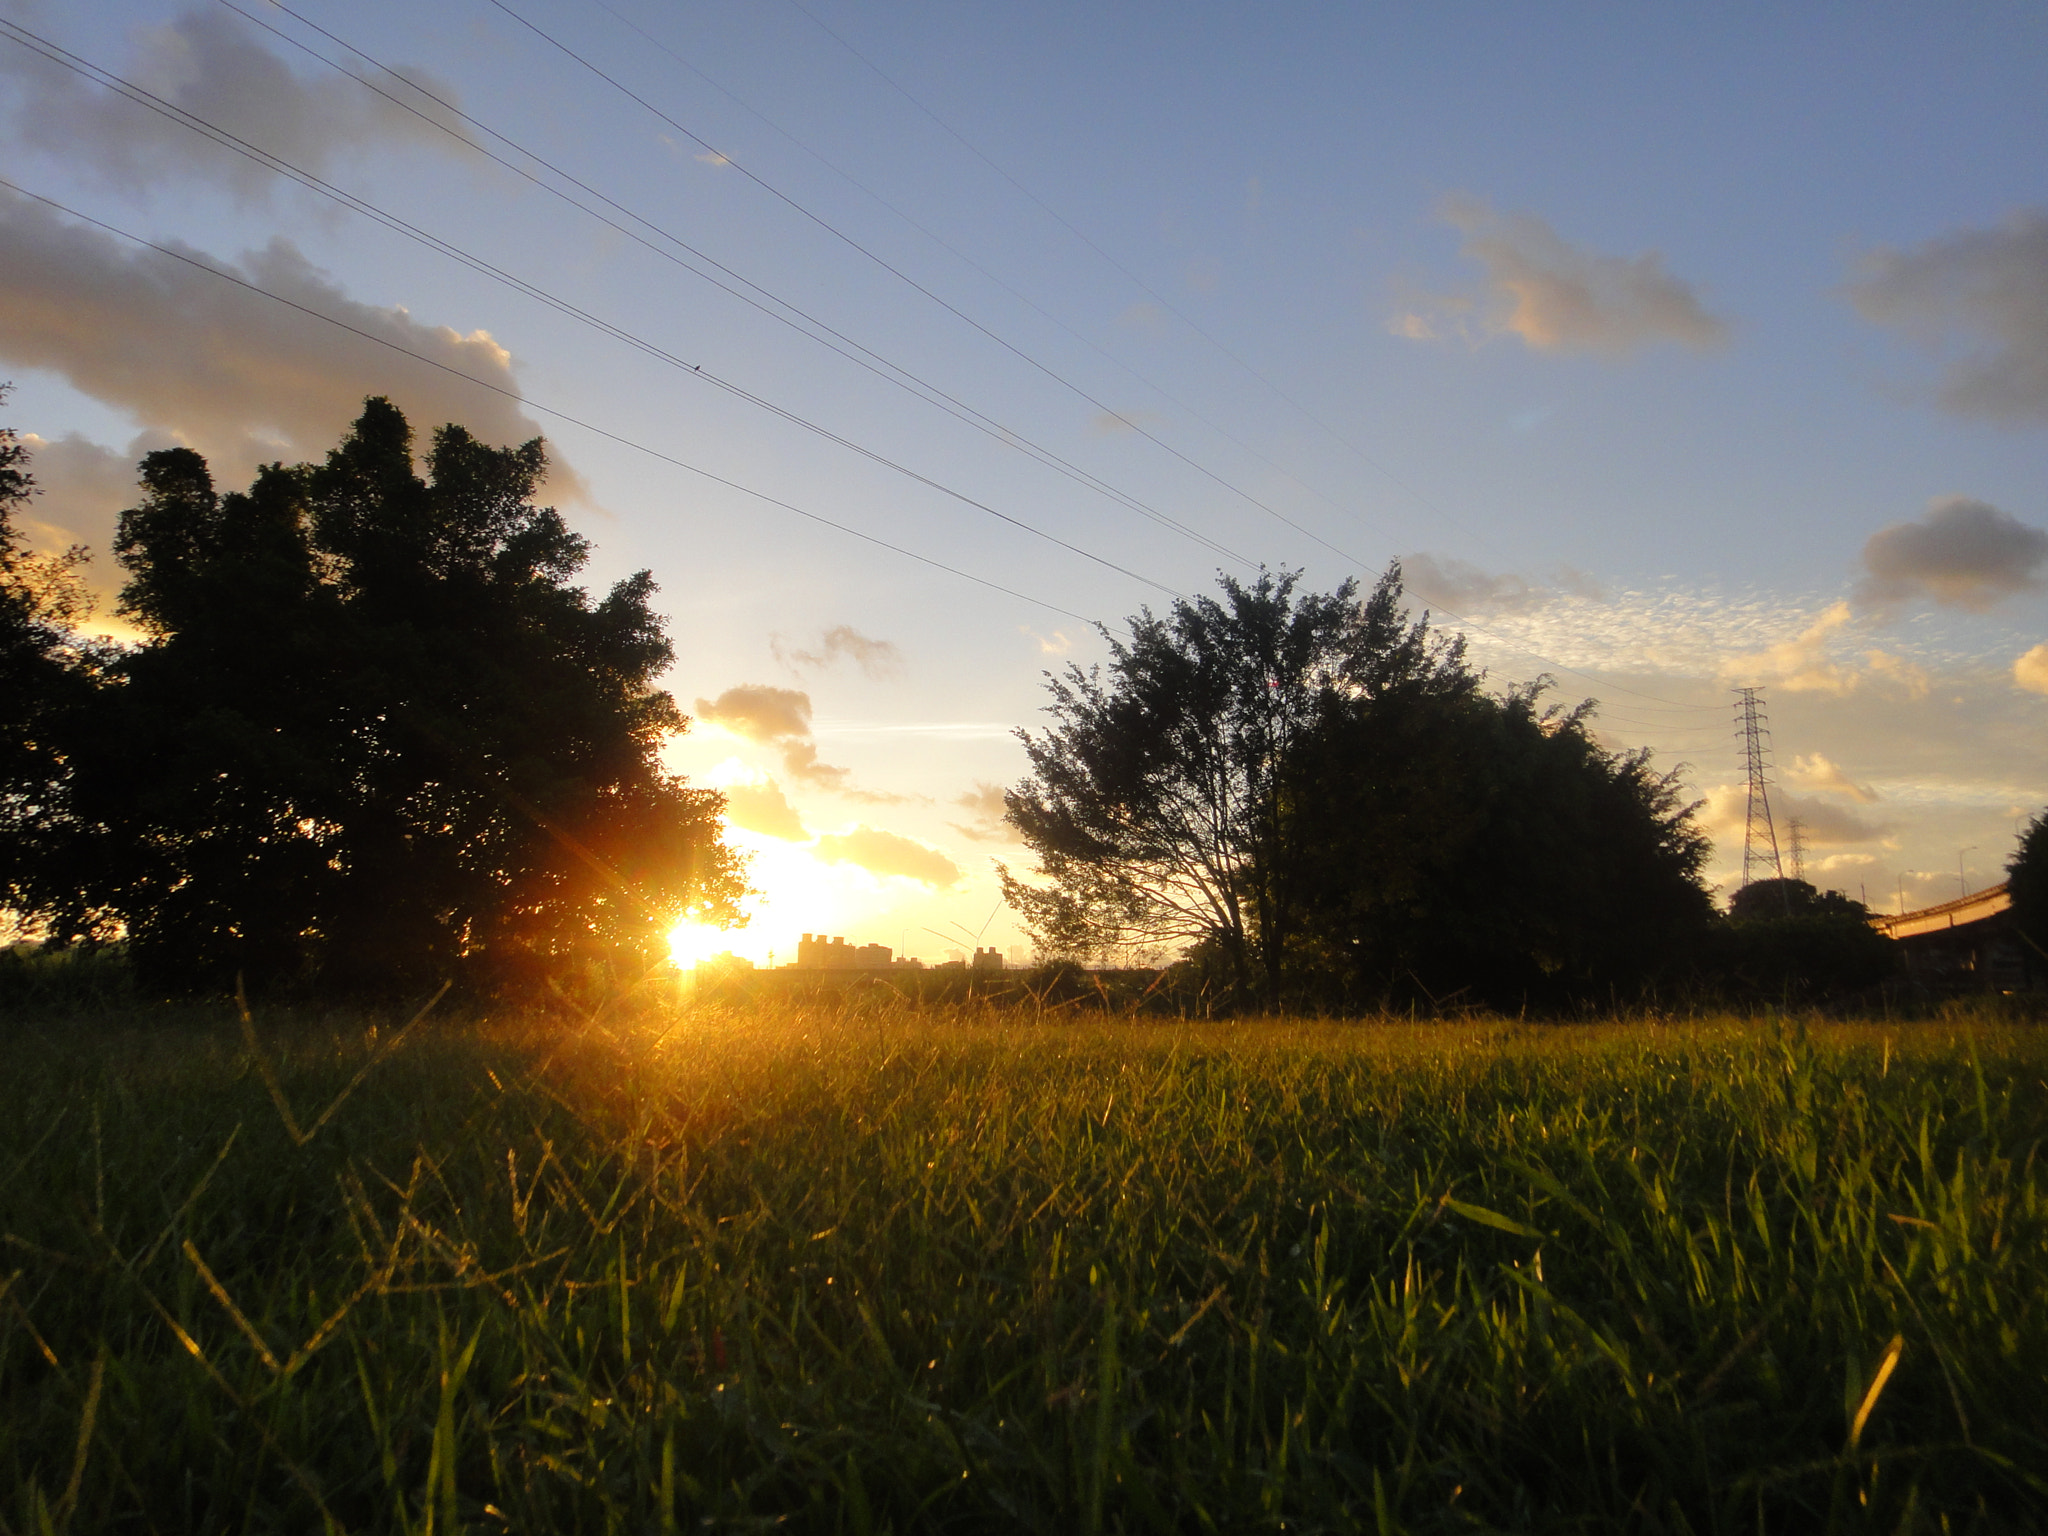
left=1787, top=817, right=1807, bottom=883
left=1733, top=687, right=1784, bottom=887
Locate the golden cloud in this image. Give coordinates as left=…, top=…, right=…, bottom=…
left=813, top=828, right=961, bottom=888
left=2016, top=642, right=2048, bottom=696
left=1397, top=195, right=1727, bottom=357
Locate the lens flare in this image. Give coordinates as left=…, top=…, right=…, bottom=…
left=666, top=920, right=736, bottom=970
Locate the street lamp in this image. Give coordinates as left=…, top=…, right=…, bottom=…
left=1958, top=847, right=1977, bottom=900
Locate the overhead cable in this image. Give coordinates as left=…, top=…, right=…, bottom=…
left=0, top=18, right=1179, bottom=599
left=0, top=177, right=1098, bottom=625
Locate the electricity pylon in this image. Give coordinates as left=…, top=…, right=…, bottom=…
left=1787, top=817, right=1807, bottom=883
left=1733, top=687, right=1784, bottom=887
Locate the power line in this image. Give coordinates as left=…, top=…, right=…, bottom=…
left=213, top=0, right=1255, bottom=573
left=458, top=2, right=1726, bottom=713
left=479, top=0, right=1370, bottom=571
left=779, top=0, right=1485, bottom=544
left=0, top=17, right=1180, bottom=598
left=579, top=0, right=1435, bottom=556
left=0, top=177, right=1098, bottom=624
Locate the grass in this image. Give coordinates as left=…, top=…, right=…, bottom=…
left=1, top=994, right=2044, bottom=1533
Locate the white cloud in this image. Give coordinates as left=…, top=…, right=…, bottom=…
left=1, top=8, right=475, bottom=201
left=1857, top=495, right=2048, bottom=612
left=2016, top=643, right=2048, bottom=696
left=1022, top=626, right=1072, bottom=655
left=1786, top=752, right=1881, bottom=805
left=1846, top=207, right=2048, bottom=425
left=0, top=191, right=581, bottom=513
left=1394, top=195, right=1727, bottom=357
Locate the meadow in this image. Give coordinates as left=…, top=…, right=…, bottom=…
left=2, top=992, right=2044, bottom=1533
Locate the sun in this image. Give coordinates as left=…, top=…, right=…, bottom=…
left=666, top=919, right=739, bottom=970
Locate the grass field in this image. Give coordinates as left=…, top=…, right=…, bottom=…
left=2, top=995, right=2044, bottom=1533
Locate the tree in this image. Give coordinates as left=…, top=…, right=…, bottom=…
left=2008, top=810, right=2048, bottom=973
left=51, top=397, right=742, bottom=995
left=0, top=394, right=111, bottom=936
left=1003, top=566, right=1714, bottom=1010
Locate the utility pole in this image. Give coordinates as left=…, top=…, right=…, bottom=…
left=1958, top=846, right=1976, bottom=900
left=1787, top=817, right=1807, bottom=883
left=1733, top=687, right=1785, bottom=892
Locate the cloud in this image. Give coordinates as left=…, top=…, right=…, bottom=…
left=1394, top=195, right=1727, bottom=356
left=720, top=779, right=808, bottom=841
left=1786, top=752, right=1881, bottom=805
left=1399, top=553, right=1610, bottom=618
left=772, top=625, right=903, bottom=679
left=1857, top=495, right=2048, bottom=612
left=1716, top=602, right=1927, bottom=698
left=0, top=191, right=581, bottom=511
left=694, top=684, right=812, bottom=742
left=1, top=8, right=474, bottom=201
left=813, top=827, right=961, bottom=888
left=1021, top=626, right=1071, bottom=655
left=2017, top=643, right=2048, bottom=696
left=948, top=780, right=1018, bottom=845
left=1699, top=782, right=1891, bottom=853
left=1402, top=552, right=1548, bottom=615
left=1845, top=208, right=2048, bottom=425
left=692, top=683, right=851, bottom=786
left=13, top=431, right=144, bottom=556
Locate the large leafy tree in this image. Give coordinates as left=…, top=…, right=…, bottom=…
left=1001, top=567, right=1476, bottom=1004
left=56, top=397, right=742, bottom=994
left=1003, top=566, right=1713, bottom=1010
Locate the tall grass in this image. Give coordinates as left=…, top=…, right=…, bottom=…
left=2, top=999, right=2043, bottom=1532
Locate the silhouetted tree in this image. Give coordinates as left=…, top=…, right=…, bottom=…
left=2008, top=810, right=2048, bottom=972
left=1728, top=877, right=1868, bottom=923
left=1003, top=566, right=1713, bottom=1010
left=1291, top=681, right=1713, bottom=1008
left=55, top=398, right=742, bottom=995
left=1702, top=879, right=1896, bottom=1004
left=0, top=396, right=112, bottom=935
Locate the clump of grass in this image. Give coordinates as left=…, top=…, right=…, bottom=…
left=2, top=1002, right=2044, bottom=1532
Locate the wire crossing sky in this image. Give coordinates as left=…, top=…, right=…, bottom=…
left=1, top=0, right=2043, bottom=962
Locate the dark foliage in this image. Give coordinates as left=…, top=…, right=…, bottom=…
left=19, top=398, right=742, bottom=996
left=1004, top=566, right=1714, bottom=1011
left=1727, top=876, right=1869, bottom=923
left=1699, top=880, right=1898, bottom=1006
left=0, top=392, right=112, bottom=932
left=2009, top=809, right=2048, bottom=970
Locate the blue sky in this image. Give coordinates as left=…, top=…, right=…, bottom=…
left=3, top=0, right=2044, bottom=961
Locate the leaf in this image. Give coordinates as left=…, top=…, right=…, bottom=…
left=1443, top=1198, right=1548, bottom=1239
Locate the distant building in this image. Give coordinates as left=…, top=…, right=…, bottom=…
left=796, top=933, right=897, bottom=970
left=971, top=946, right=1004, bottom=972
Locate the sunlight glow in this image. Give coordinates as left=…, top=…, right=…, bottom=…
left=666, top=920, right=740, bottom=970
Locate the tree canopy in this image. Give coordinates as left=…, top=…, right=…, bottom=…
left=1003, top=566, right=1713, bottom=1010
left=16, top=398, right=742, bottom=996
left=2009, top=809, right=2048, bottom=971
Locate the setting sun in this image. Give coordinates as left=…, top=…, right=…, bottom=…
left=666, top=919, right=740, bottom=970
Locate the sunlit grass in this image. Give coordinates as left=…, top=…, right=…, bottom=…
left=2, top=999, right=2044, bottom=1531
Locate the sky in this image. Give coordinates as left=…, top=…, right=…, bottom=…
left=2, top=0, right=2044, bottom=966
